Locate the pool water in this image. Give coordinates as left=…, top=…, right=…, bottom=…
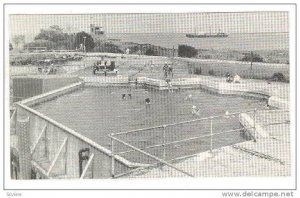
left=33, top=85, right=266, bottom=163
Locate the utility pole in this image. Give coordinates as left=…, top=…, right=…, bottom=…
left=172, top=45, right=175, bottom=58
left=83, top=36, right=87, bottom=53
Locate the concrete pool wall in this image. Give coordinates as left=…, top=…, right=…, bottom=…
left=11, top=76, right=289, bottom=179
left=12, top=81, right=148, bottom=179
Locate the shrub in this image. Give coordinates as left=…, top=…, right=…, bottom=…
left=145, top=48, right=155, bottom=56
left=94, top=41, right=123, bottom=53
left=194, top=67, right=202, bottom=75
left=271, top=72, right=286, bottom=82
left=208, top=69, right=215, bottom=75
left=241, top=52, right=264, bottom=62
left=178, top=45, right=198, bottom=58
left=74, top=32, right=95, bottom=52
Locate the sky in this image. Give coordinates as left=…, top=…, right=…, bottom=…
left=9, top=12, right=288, bottom=42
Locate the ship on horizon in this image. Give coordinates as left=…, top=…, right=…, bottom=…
left=186, top=32, right=229, bottom=38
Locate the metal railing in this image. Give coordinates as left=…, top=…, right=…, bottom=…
left=109, top=109, right=259, bottom=178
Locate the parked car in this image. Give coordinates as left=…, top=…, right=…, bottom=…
left=92, top=60, right=118, bottom=76
left=37, top=59, right=57, bottom=74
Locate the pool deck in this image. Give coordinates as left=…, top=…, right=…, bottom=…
left=128, top=110, right=290, bottom=178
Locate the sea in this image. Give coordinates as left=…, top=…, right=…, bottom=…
left=107, top=32, right=289, bottom=51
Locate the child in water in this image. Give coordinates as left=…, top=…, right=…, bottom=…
left=185, top=94, right=192, bottom=101
left=191, top=105, right=200, bottom=116
left=145, top=98, right=151, bottom=104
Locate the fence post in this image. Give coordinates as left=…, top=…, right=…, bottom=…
left=210, top=118, right=213, bottom=153
left=111, top=134, right=115, bottom=178
left=163, top=125, right=166, bottom=160
left=253, top=109, right=257, bottom=142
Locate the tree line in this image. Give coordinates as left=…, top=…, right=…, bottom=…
left=22, top=25, right=121, bottom=53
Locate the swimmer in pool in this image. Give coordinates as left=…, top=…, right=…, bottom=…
left=225, top=111, right=235, bottom=118
left=122, top=94, right=126, bottom=100
left=191, top=105, right=200, bottom=116
left=145, top=98, right=151, bottom=104
left=185, top=94, right=192, bottom=101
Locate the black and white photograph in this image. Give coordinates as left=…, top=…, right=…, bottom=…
left=1, top=2, right=297, bottom=196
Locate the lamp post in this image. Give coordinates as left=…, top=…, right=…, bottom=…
left=250, top=51, right=253, bottom=70
left=83, top=36, right=87, bottom=53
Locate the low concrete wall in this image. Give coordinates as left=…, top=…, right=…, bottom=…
left=268, top=96, right=289, bottom=110
left=137, top=77, right=168, bottom=90
left=81, top=76, right=129, bottom=86
left=12, top=75, right=81, bottom=103
left=20, top=82, right=84, bottom=107
left=136, top=77, right=270, bottom=100
left=239, top=113, right=269, bottom=139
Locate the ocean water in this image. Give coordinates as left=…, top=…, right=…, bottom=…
left=107, top=32, right=289, bottom=51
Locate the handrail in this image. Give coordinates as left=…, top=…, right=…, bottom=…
left=110, top=135, right=194, bottom=177
left=47, top=137, right=68, bottom=176
left=80, top=153, right=95, bottom=179
left=109, top=108, right=266, bottom=177
left=115, top=126, right=254, bottom=156
left=31, top=125, right=47, bottom=154
left=113, top=109, right=255, bottom=136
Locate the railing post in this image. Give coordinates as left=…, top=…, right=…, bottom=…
left=210, top=118, right=213, bottom=153
left=162, top=125, right=166, bottom=160
left=253, top=108, right=257, bottom=142
left=111, top=134, right=115, bottom=178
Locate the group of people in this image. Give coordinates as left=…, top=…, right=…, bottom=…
left=95, top=59, right=112, bottom=66
left=226, top=72, right=241, bottom=83
left=121, top=93, right=132, bottom=100
left=121, top=93, right=151, bottom=105
left=191, top=105, right=234, bottom=119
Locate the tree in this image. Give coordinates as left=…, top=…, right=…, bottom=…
left=74, top=32, right=95, bottom=52
left=33, top=26, right=75, bottom=50
left=12, top=35, right=25, bottom=48
left=241, top=52, right=264, bottom=62
left=23, top=39, right=56, bottom=50
left=178, top=45, right=198, bottom=58
left=94, top=41, right=123, bottom=53
left=35, top=26, right=67, bottom=42
left=145, top=48, right=155, bottom=56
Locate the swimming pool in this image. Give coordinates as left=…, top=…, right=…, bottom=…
left=33, top=85, right=266, bottom=163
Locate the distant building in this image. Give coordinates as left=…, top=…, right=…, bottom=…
left=90, top=24, right=104, bottom=35
left=90, top=24, right=106, bottom=42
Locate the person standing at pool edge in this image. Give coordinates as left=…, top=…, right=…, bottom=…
left=163, top=62, right=168, bottom=78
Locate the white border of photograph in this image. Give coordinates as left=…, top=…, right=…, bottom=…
left=2, top=3, right=297, bottom=190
